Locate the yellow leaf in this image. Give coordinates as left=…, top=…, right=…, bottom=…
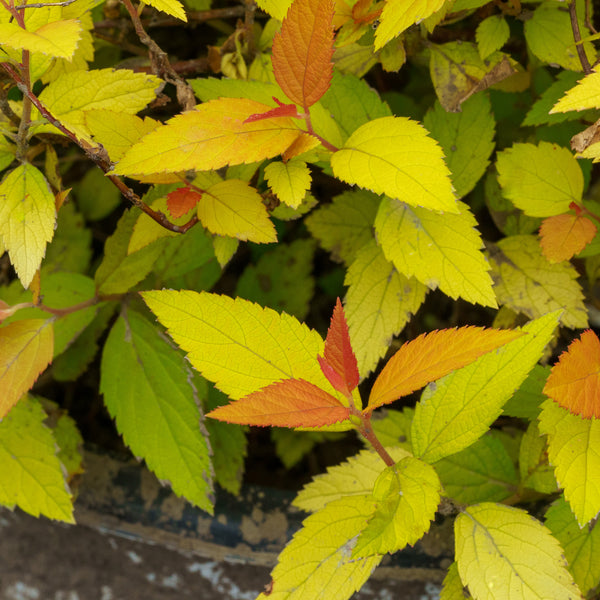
left=144, top=0, right=187, bottom=21
left=455, top=503, right=582, bottom=599
left=375, top=0, right=445, bottom=50
left=552, top=69, right=600, bottom=113
left=255, top=0, right=293, bottom=20
left=375, top=198, right=496, bottom=307
left=114, top=97, right=319, bottom=177
left=200, top=179, right=277, bottom=243
left=0, top=396, right=73, bottom=522
left=488, top=235, right=588, bottom=329
left=0, top=320, right=54, bottom=418
left=0, top=164, right=56, bottom=288
left=264, top=159, right=311, bottom=208
left=538, top=400, right=600, bottom=526
left=331, top=116, right=458, bottom=212
left=0, top=18, right=81, bottom=59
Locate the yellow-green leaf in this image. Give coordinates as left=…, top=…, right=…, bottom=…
left=551, top=70, right=600, bottom=113
left=352, top=457, right=441, bottom=557
left=0, top=18, right=81, bottom=58
left=144, top=0, right=187, bottom=20
left=375, top=198, right=496, bottom=307
left=293, top=446, right=411, bottom=512
left=411, top=311, right=560, bottom=463
left=476, top=15, right=510, bottom=60
left=0, top=320, right=54, bottom=418
left=488, top=235, right=588, bottom=329
left=519, top=421, right=558, bottom=495
left=254, top=0, right=293, bottom=21
left=538, top=399, right=600, bottom=526
left=345, top=240, right=427, bottom=377
left=330, top=116, right=457, bottom=213
left=0, top=396, right=73, bottom=522
left=256, top=495, right=382, bottom=600
left=455, top=503, right=582, bottom=600
left=374, top=0, right=445, bottom=50
left=441, top=562, right=472, bottom=600
left=264, top=159, right=311, bottom=208
left=0, top=164, right=56, bottom=288
left=546, top=497, right=600, bottom=596
left=199, top=179, right=276, bottom=243
left=496, top=142, right=583, bottom=217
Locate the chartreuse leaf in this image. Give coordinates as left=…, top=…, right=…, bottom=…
left=423, top=94, right=495, bottom=199
left=190, top=77, right=280, bottom=104
left=254, top=0, right=293, bottom=22
left=488, top=235, right=588, bottom=329
left=114, top=98, right=319, bottom=177
left=352, top=457, right=441, bottom=558
left=411, top=311, right=561, bottom=463
left=476, top=15, right=509, bottom=60
left=0, top=19, right=81, bottom=59
left=0, top=164, right=56, bottom=289
left=144, top=0, right=187, bottom=20
left=503, top=364, right=549, bottom=420
left=345, top=240, right=427, bottom=377
left=546, top=497, right=600, bottom=596
left=375, top=0, right=445, bottom=50
left=142, top=290, right=336, bottom=401
left=524, top=71, right=584, bottom=126
left=256, top=495, right=382, bottom=600
left=305, top=190, right=379, bottom=264
left=272, top=0, right=334, bottom=109
left=331, top=117, right=457, bottom=212
left=538, top=399, right=600, bottom=526
left=435, top=433, right=518, bottom=504
left=552, top=70, right=600, bottom=113
left=100, top=308, right=213, bottom=513
left=368, top=326, right=521, bottom=412
left=496, top=142, right=583, bottom=217
left=0, top=319, right=54, bottom=419
left=199, top=179, right=276, bottom=243
left=37, top=69, right=162, bottom=141
left=264, top=160, right=311, bottom=209
left=0, top=396, right=73, bottom=522
left=540, top=213, right=597, bottom=263
left=294, top=447, right=411, bottom=512
left=456, top=503, right=582, bottom=599
left=375, top=198, right=496, bottom=307
left=441, top=562, right=472, bottom=600
left=370, top=408, right=414, bottom=451
left=519, top=421, right=557, bottom=495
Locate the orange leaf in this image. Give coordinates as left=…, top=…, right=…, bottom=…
left=317, top=298, right=359, bottom=397
left=244, top=97, right=301, bottom=123
left=366, top=326, right=523, bottom=412
left=544, top=330, right=600, bottom=419
left=272, top=0, right=335, bottom=110
left=166, top=186, right=202, bottom=218
left=539, top=213, right=597, bottom=263
left=206, top=378, right=349, bottom=427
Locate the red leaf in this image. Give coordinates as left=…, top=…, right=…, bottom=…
left=539, top=213, right=597, bottom=263
left=272, top=0, right=335, bottom=110
left=318, top=298, right=359, bottom=397
left=367, top=326, right=523, bottom=412
left=544, top=330, right=600, bottom=419
left=244, top=98, right=301, bottom=124
left=206, top=378, right=350, bottom=427
left=166, top=186, right=202, bottom=218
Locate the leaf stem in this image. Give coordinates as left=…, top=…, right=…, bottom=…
left=568, top=0, right=592, bottom=75
left=303, top=111, right=339, bottom=153
left=349, top=405, right=395, bottom=467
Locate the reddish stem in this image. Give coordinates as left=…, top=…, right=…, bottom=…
left=349, top=405, right=395, bottom=467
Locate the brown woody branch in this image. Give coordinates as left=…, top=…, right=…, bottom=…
left=568, top=0, right=592, bottom=75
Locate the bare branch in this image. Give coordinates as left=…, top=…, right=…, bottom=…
left=569, top=0, right=592, bottom=75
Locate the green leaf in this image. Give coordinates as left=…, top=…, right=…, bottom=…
left=0, top=18, right=81, bottom=58
left=375, top=198, right=496, bottom=307
left=488, top=235, right=588, bottom=329
left=264, top=160, right=311, bottom=209
left=503, top=364, right=550, bottom=420
left=496, top=142, right=583, bottom=217
left=255, top=495, right=382, bottom=600
left=524, top=1, right=594, bottom=72
left=74, top=167, right=122, bottom=222
left=0, top=396, right=73, bottom=522
left=293, top=447, right=411, bottom=512
left=546, top=497, right=600, bottom=596
left=455, top=503, right=582, bottom=600
left=0, top=164, right=56, bottom=288
left=370, top=408, right=414, bottom=451
left=441, top=562, right=472, bottom=600
left=423, top=94, right=495, bottom=199
left=519, top=421, right=558, bottom=495
left=352, top=456, right=441, bottom=557
left=190, top=77, right=281, bottom=104
left=100, top=308, right=213, bottom=513
left=331, top=116, right=458, bottom=212
left=538, top=399, right=600, bottom=526
left=476, top=15, right=510, bottom=60
left=236, top=239, right=316, bottom=320
left=305, top=190, right=379, bottom=264
left=435, top=433, right=518, bottom=504
left=344, top=240, right=427, bottom=376
left=411, top=311, right=561, bottom=463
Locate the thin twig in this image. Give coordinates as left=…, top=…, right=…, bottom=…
left=584, top=0, right=597, bottom=35
left=569, top=0, right=592, bottom=74
left=14, top=0, right=76, bottom=8
left=15, top=51, right=31, bottom=162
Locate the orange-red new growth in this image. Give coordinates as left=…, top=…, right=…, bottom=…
left=244, top=98, right=301, bottom=124
left=318, top=297, right=359, bottom=397
left=272, top=0, right=335, bottom=110
left=539, top=212, right=596, bottom=263
left=206, top=378, right=350, bottom=427
left=166, top=186, right=202, bottom=218
left=544, top=329, right=600, bottom=419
